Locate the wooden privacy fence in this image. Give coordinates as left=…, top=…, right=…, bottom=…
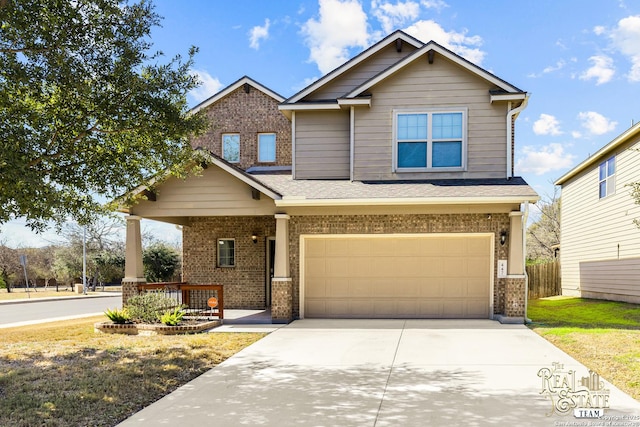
left=527, top=261, right=561, bottom=299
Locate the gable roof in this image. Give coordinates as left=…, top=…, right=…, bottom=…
left=344, top=40, right=525, bottom=99
left=555, top=121, right=640, bottom=186
left=190, top=75, right=285, bottom=114
left=283, top=30, right=424, bottom=104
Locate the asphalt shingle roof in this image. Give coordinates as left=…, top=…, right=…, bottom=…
left=250, top=174, right=539, bottom=201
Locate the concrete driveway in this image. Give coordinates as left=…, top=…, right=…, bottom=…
left=118, top=320, right=640, bottom=426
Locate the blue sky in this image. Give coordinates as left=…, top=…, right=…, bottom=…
left=4, top=0, right=640, bottom=247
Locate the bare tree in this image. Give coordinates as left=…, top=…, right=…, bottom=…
left=527, top=190, right=561, bottom=263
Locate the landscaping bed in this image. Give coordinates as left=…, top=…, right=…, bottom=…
left=95, top=318, right=221, bottom=335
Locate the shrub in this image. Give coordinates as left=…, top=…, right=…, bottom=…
left=160, top=307, right=184, bottom=326
left=126, top=291, right=178, bottom=324
left=104, top=308, right=131, bottom=324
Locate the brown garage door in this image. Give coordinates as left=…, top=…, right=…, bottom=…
left=303, top=234, right=492, bottom=319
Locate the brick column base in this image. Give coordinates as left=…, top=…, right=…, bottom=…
left=504, top=277, right=526, bottom=318
left=271, top=278, right=292, bottom=323
left=121, top=279, right=145, bottom=306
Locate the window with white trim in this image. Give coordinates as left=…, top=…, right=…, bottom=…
left=599, top=156, right=615, bottom=199
left=217, top=239, right=235, bottom=267
left=222, top=133, right=240, bottom=163
left=394, top=109, right=466, bottom=171
left=258, top=133, right=276, bottom=162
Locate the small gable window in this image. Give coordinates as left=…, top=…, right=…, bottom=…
left=217, top=238, right=235, bottom=267
left=599, top=156, right=615, bottom=199
left=394, top=109, right=466, bottom=171
left=258, top=133, right=276, bottom=162
left=222, top=133, right=240, bottom=163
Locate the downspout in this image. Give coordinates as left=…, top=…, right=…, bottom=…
left=506, top=94, right=530, bottom=179
left=523, top=201, right=531, bottom=323
left=350, top=106, right=355, bottom=181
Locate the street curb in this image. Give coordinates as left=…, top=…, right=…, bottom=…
left=0, top=293, right=122, bottom=306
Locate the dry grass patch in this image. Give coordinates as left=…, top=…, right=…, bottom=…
left=0, top=289, right=79, bottom=300
left=528, top=297, right=640, bottom=401
left=0, top=316, right=265, bottom=427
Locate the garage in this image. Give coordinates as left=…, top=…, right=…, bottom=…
left=302, top=234, right=493, bottom=319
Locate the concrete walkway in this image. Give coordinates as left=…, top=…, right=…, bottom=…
left=117, top=319, right=640, bottom=426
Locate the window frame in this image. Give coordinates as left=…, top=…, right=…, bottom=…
left=392, top=108, right=467, bottom=173
left=598, top=156, right=616, bottom=199
left=222, top=133, right=240, bottom=163
left=217, top=238, right=236, bottom=268
left=258, top=132, right=277, bottom=163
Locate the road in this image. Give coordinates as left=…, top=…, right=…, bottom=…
left=0, top=295, right=122, bottom=328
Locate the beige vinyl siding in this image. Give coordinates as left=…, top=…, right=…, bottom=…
left=294, top=111, right=350, bottom=179
left=560, top=137, right=640, bottom=300
left=130, top=166, right=277, bottom=218
left=353, top=55, right=508, bottom=181
left=307, top=44, right=419, bottom=100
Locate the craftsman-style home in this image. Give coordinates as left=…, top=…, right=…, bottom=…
left=120, top=31, right=538, bottom=323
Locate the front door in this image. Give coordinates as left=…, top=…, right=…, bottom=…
left=266, top=238, right=275, bottom=307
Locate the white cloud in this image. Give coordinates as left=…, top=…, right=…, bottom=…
left=403, top=20, right=485, bottom=65
left=372, top=0, right=420, bottom=34
left=249, top=19, right=271, bottom=50
left=593, top=25, right=606, bottom=35
left=571, top=130, right=582, bottom=139
left=533, top=114, right=563, bottom=136
left=542, top=60, right=566, bottom=74
left=189, top=69, right=224, bottom=103
left=421, top=0, right=448, bottom=11
left=578, top=111, right=617, bottom=135
left=580, top=55, right=615, bottom=84
left=301, top=0, right=370, bottom=74
left=515, top=143, right=576, bottom=176
left=610, top=15, right=640, bottom=82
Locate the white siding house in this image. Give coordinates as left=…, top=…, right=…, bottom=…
left=555, top=122, right=640, bottom=302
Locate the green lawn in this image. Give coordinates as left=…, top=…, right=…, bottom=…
left=528, top=297, right=640, bottom=400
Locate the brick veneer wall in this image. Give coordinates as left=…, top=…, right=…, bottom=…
left=182, top=216, right=276, bottom=309
left=288, top=213, right=515, bottom=319
left=190, top=86, right=291, bottom=170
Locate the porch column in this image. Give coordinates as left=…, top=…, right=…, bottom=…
left=122, top=215, right=146, bottom=305
left=272, top=214, right=292, bottom=323
left=508, top=211, right=524, bottom=275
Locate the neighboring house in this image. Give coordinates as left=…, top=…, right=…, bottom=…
left=555, top=122, right=640, bottom=303
left=120, top=31, right=539, bottom=323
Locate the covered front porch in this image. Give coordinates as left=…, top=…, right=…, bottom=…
left=121, top=213, right=294, bottom=323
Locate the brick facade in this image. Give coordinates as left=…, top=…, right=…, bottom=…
left=182, top=216, right=276, bottom=309
left=180, top=212, right=527, bottom=320
left=190, top=86, right=291, bottom=170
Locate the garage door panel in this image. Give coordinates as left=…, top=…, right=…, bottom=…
left=306, top=239, right=326, bottom=257
left=304, top=235, right=491, bottom=319
left=326, top=258, right=350, bottom=277
left=327, top=278, right=351, bottom=297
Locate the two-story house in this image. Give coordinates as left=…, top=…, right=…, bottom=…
left=120, top=31, right=539, bottom=323
left=555, top=122, right=640, bottom=303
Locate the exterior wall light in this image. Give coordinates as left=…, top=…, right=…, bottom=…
left=251, top=234, right=258, bottom=244
left=500, top=231, right=508, bottom=246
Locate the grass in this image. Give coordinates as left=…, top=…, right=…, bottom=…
left=0, top=316, right=265, bottom=427
left=528, top=297, right=640, bottom=400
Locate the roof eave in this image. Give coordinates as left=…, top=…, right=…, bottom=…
left=190, top=76, right=285, bottom=114
left=275, top=195, right=539, bottom=207
left=555, top=122, right=640, bottom=185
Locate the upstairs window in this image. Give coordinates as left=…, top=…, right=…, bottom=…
left=599, top=156, right=615, bottom=199
left=222, top=134, right=240, bottom=163
left=394, top=109, right=466, bottom=171
left=258, top=133, right=276, bottom=162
